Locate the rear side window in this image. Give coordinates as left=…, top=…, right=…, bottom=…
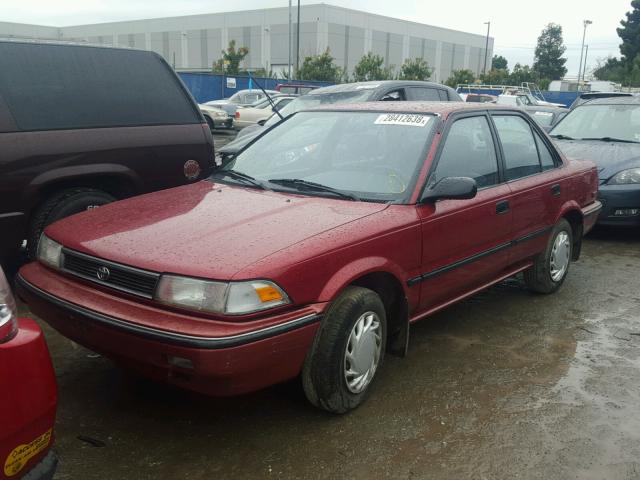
left=0, top=42, right=200, bottom=131
left=493, top=115, right=541, bottom=181
left=409, top=87, right=440, bottom=101
left=438, top=90, right=449, bottom=101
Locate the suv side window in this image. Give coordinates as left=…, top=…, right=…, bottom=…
left=493, top=115, right=542, bottom=181
left=533, top=130, right=557, bottom=171
left=0, top=42, right=200, bottom=131
left=380, top=89, right=406, bottom=101
left=433, top=116, right=499, bottom=188
left=409, top=87, right=440, bottom=101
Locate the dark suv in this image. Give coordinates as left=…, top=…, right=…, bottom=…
left=0, top=40, right=214, bottom=267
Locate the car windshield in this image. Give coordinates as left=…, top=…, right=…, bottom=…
left=218, top=111, right=434, bottom=202
left=551, top=104, right=640, bottom=142
left=263, top=90, right=374, bottom=127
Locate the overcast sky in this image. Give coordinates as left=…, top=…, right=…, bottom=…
left=2, top=0, right=634, bottom=76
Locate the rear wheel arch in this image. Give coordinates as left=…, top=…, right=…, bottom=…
left=562, top=209, right=584, bottom=261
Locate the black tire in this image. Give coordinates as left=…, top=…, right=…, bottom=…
left=524, top=218, right=573, bottom=294
left=302, top=286, right=387, bottom=414
left=27, top=188, right=116, bottom=259
left=204, top=115, right=215, bottom=132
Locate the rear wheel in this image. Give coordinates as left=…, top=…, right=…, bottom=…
left=302, top=286, right=386, bottom=414
left=524, top=218, right=573, bottom=293
left=27, top=188, right=116, bottom=259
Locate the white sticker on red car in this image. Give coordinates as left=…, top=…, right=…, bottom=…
left=374, top=114, right=430, bottom=127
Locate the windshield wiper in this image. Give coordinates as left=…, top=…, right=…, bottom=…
left=213, top=170, right=269, bottom=190
left=579, top=136, right=640, bottom=144
left=550, top=134, right=575, bottom=140
left=268, top=178, right=360, bottom=201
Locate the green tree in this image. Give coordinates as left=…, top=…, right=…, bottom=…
left=212, top=40, right=249, bottom=75
left=618, top=0, right=640, bottom=62
left=492, top=55, right=508, bottom=71
left=532, top=23, right=567, bottom=80
left=398, top=58, right=433, bottom=81
left=353, top=52, right=393, bottom=81
left=297, top=48, right=342, bottom=82
left=444, top=69, right=476, bottom=88
left=479, top=68, right=510, bottom=85
left=592, top=56, right=627, bottom=83
left=508, top=63, right=540, bottom=85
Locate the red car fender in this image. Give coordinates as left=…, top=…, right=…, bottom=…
left=317, top=256, right=410, bottom=304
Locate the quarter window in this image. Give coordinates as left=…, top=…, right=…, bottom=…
left=493, top=115, right=542, bottom=181
left=409, top=87, right=440, bottom=101
left=533, top=131, right=557, bottom=171
left=434, top=116, right=499, bottom=188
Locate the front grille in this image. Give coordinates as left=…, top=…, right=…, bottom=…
left=62, top=249, right=160, bottom=299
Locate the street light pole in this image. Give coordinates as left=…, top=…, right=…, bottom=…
left=577, top=19, right=592, bottom=90
left=582, top=44, right=589, bottom=85
left=483, top=21, right=491, bottom=75
left=288, top=0, right=292, bottom=81
left=296, top=0, right=301, bottom=74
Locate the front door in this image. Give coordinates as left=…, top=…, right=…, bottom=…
left=416, top=113, right=512, bottom=313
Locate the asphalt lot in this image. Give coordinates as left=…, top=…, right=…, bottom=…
left=16, top=134, right=640, bottom=480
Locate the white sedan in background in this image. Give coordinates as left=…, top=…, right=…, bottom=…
left=198, top=104, right=233, bottom=131
left=233, top=96, right=297, bottom=130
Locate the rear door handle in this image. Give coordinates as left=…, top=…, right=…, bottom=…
left=551, top=184, right=561, bottom=196
left=496, top=200, right=510, bottom=214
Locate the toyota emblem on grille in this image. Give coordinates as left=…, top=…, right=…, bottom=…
left=97, top=266, right=110, bottom=281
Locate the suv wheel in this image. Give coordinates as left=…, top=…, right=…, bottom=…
left=524, top=218, right=573, bottom=294
left=27, top=188, right=116, bottom=259
left=302, top=286, right=386, bottom=414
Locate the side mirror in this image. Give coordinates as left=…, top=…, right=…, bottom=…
left=421, top=177, right=477, bottom=203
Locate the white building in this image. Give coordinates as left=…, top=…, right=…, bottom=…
left=0, top=4, right=494, bottom=83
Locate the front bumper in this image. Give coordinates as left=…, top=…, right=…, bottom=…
left=16, top=264, right=324, bottom=396
left=597, top=184, right=640, bottom=226
left=213, top=117, right=233, bottom=129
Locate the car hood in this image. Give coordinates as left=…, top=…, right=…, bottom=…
left=553, top=139, right=640, bottom=181
left=46, top=181, right=388, bottom=280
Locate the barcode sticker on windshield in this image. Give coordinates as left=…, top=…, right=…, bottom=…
left=374, top=114, right=430, bottom=127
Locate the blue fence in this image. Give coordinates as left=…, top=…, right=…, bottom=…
left=177, top=72, right=332, bottom=103
left=457, top=87, right=579, bottom=107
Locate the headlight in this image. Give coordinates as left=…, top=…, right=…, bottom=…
left=215, top=111, right=227, bottom=118
left=608, top=168, right=640, bottom=185
left=0, top=267, right=18, bottom=343
left=37, top=234, right=63, bottom=270
left=155, top=275, right=290, bottom=315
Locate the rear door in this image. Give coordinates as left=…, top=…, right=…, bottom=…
left=490, top=113, right=566, bottom=265
left=416, top=112, right=512, bottom=312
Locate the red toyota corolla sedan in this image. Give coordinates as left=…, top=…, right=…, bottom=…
left=1, top=268, right=57, bottom=479
left=17, top=102, right=601, bottom=413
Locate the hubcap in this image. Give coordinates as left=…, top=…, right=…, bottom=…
left=344, top=311, right=382, bottom=394
left=550, top=230, right=571, bottom=282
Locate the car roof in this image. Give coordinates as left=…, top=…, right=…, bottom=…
left=309, top=80, right=454, bottom=95
left=305, top=101, right=520, bottom=117
left=579, top=95, right=640, bottom=106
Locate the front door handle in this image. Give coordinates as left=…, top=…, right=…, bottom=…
left=496, top=200, right=510, bottom=215
left=551, top=184, right=561, bottom=196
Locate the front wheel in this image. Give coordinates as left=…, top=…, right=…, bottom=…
left=524, top=218, right=573, bottom=294
left=27, top=188, right=116, bottom=259
left=302, top=286, right=386, bottom=414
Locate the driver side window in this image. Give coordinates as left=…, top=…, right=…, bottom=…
left=433, top=116, right=499, bottom=188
